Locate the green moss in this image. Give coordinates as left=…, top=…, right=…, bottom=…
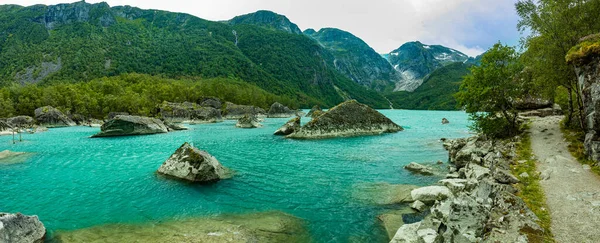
left=566, top=35, right=600, bottom=64
left=560, top=121, right=600, bottom=176
left=511, top=127, right=554, bottom=242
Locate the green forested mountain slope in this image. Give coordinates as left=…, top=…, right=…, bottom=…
left=0, top=2, right=388, bottom=108
left=386, top=62, right=471, bottom=110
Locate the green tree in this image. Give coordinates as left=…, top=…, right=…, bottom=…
left=456, top=43, right=524, bottom=138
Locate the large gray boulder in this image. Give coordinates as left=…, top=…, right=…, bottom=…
left=236, top=114, right=262, bottom=128
left=410, top=186, right=453, bottom=203
left=7, top=116, right=34, bottom=128
left=0, top=213, right=46, bottom=243
left=404, top=162, right=434, bottom=176
left=91, top=115, right=168, bottom=137
left=274, top=117, right=300, bottom=135
left=159, top=101, right=222, bottom=123
left=34, top=106, right=75, bottom=127
left=286, top=100, right=403, bottom=139
left=267, top=102, right=296, bottom=118
left=305, top=105, right=322, bottom=117
left=223, top=102, right=266, bottom=120
left=157, top=142, right=229, bottom=183
left=199, top=97, right=222, bottom=109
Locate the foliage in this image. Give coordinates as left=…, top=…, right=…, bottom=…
left=566, top=37, right=600, bottom=65
left=386, top=62, right=471, bottom=110
left=560, top=120, right=600, bottom=176
left=456, top=43, right=523, bottom=138
left=0, top=73, right=295, bottom=119
left=511, top=129, right=554, bottom=242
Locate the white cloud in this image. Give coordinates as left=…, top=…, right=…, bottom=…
left=1, top=0, right=519, bottom=56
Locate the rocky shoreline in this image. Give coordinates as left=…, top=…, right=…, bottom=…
left=386, top=135, right=543, bottom=243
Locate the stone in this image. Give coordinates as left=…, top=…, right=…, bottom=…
left=164, top=122, right=188, bottom=131
left=157, top=142, right=229, bottom=183
left=493, top=169, right=520, bottom=184
left=441, top=118, right=449, bottom=124
left=274, top=117, right=300, bottom=136
left=439, top=179, right=469, bottom=194
left=377, top=213, right=405, bottom=240
left=34, top=106, right=75, bottom=127
left=236, top=114, right=262, bottom=128
left=410, top=186, right=452, bottom=203
left=410, top=200, right=427, bottom=212
left=417, top=228, right=438, bottom=243
left=286, top=100, right=403, bottom=139
left=352, top=183, right=419, bottom=205
left=465, top=163, right=491, bottom=180
left=267, top=102, right=296, bottom=118
left=305, top=105, right=322, bottom=117
left=199, top=97, right=222, bottom=109
left=404, top=162, right=434, bottom=176
left=0, top=213, right=46, bottom=243
left=390, top=222, right=421, bottom=243
left=519, top=172, right=529, bottom=179
left=540, top=169, right=553, bottom=180
left=514, top=96, right=553, bottom=110
left=6, top=116, right=34, bottom=128
left=159, top=101, right=222, bottom=123
left=223, top=102, right=266, bottom=120
left=92, top=115, right=168, bottom=137
left=107, top=112, right=129, bottom=119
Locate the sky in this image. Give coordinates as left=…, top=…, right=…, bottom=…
left=1, top=0, right=521, bottom=57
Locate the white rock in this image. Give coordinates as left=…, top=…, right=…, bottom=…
left=0, top=213, right=46, bottom=243
left=410, top=200, right=427, bottom=212
left=411, top=186, right=453, bottom=203
left=390, top=222, right=421, bottom=243
left=417, top=228, right=438, bottom=243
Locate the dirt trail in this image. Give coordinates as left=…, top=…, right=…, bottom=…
left=530, top=116, right=600, bottom=243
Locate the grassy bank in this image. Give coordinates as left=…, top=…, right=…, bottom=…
left=511, top=129, right=554, bottom=242
left=560, top=123, right=600, bottom=176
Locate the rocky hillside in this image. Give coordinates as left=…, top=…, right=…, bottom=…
left=305, top=28, right=398, bottom=91
left=385, top=41, right=471, bottom=92
left=0, top=2, right=388, bottom=108
left=228, top=10, right=302, bottom=34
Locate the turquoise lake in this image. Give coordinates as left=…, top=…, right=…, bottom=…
left=0, top=110, right=471, bottom=242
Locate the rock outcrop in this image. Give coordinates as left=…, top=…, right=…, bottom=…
left=267, top=102, right=297, bottom=118
left=157, top=142, right=229, bottom=183
left=223, top=102, right=267, bottom=120
left=7, top=116, right=34, bottom=128
left=286, top=100, right=403, bottom=139
left=236, top=114, right=262, bottom=128
left=91, top=115, right=168, bottom=137
left=404, top=162, right=434, bottom=176
left=199, top=97, right=222, bottom=109
left=390, top=135, right=543, bottom=242
left=274, top=117, right=300, bottom=135
left=34, top=106, right=76, bottom=127
left=0, top=213, right=46, bottom=243
left=159, top=101, right=222, bottom=123
left=305, top=105, right=322, bottom=117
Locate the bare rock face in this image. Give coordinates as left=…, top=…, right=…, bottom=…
left=268, top=102, right=297, bottom=118
left=274, top=117, right=300, bottom=135
left=159, top=101, right=222, bottom=123
left=7, top=116, right=34, bottom=128
left=223, top=102, right=267, bottom=120
left=157, top=142, right=229, bottom=183
left=236, top=114, right=263, bottom=128
left=305, top=105, right=322, bottom=117
left=0, top=213, right=46, bottom=243
left=92, top=115, right=168, bottom=137
left=34, top=106, right=76, bottom=127
left=199, top=97, right=222, bottom=109
left=286, top=100, right=403, bottom=139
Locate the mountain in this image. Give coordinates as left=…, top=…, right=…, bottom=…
left=228, top=10, right=302, bottom=35
left=304, top=28, right=398, bottom=91
left=385, top=41, right=470, bottom=92
left=0, top=2, right=388, bottom=108
left=386, top=62, right=472, bottom=110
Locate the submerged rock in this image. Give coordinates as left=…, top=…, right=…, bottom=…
left=305, top=105, right=322, bottom=117
left=352, top=183, right=418, bottom=205
left=0, top=150, right=32, bottom=165
left=274, top=117, right=300, bottom=135
left=34, top=106, right=76, bottom=127
left=224, top=102, right=266, bottom=120
left=53, top=211, right=309, bottom=243
left=159, top=101, right=222, bottom=123
left=267, top=102, right=297, bottom=118
left=404, top=162, right=434, bottom=176
left=236, top=114, right=262, bottom=128
left=91, top=115, right=168, bottom=137
left=0, top=212, right=46, bottom=243
left=157, top=142, right=229, bottom=183
left=286, top=100, right=403, bottom=139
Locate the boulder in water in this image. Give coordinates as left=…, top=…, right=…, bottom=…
left=157, top=142, right=229, bottom=183
left=223, top=102, right=266, bottom=119
left=305, top=105, right=322, bottom=117
left=404, top=162, right=434, bottom=176
left=287, top=100, right=403, bottom=139
left=274, top=117, right=300, bottom=135
left=267, top=102, right=296, bottom=118
left=34, top=106, right=75, bottom=127
left=442, top=118, right=449, bottom=124
left=0, top=212, right=46, bottom=243
left=159, top=101, right=222, bottom=123
left=236, top=114, right=262, bottom=128
left=91, top=115, right=168, bottom=137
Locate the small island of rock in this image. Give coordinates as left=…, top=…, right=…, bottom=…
left=34, top=106, right=76, bottom=128
left=91, top=115, right=168, bottom=137
left=286, top=100, right=403, bottom=139
left=157, top=142, right=229, bottom=183
left=267, top=102, right=297, bottom=118
left=274, top=117, right=301, bottom=135
left=236, top=114, right=262, bottom=128
left=0, top=212, right=46, bottom=243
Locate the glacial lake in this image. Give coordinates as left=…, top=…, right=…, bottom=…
left=0, top=110, right=470, bottom=242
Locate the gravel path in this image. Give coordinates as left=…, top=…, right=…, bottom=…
left=530, top=116, right=600, bottom=243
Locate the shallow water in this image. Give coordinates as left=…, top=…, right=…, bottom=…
left=0, top=110, right=470, bottom=242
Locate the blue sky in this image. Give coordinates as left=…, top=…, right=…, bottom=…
left=3, top=0, right=521, bottom=56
